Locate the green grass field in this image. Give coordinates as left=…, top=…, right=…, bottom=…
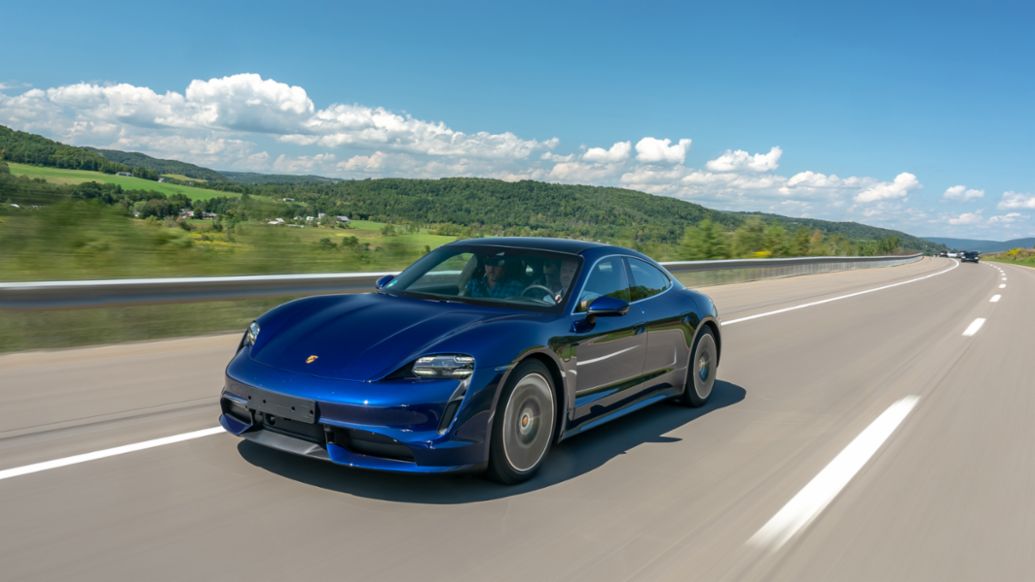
left=8, top=162, right=235, bottom=200
left=160, top=173, right=209, bottom=184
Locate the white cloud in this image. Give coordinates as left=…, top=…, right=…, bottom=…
left=706, top=146, right=782, bottom=173
left=272, top=152, right=336, bottom=174
left=582, top=140, right=631, bottom=163
left=338, top=151, right=388, bottom=173
left=548, top=161, right=622, bottom=183
left=854, top=172, right=920, bottom=203
left=184, top=73, right=314, bottom=133
left=948, top=211, right=983, bottom=225
left=988, top=212, right=1024, bottom=225
left=634, top=137, right=692, bottom=164
left=998, top=191, right=1035, bottom=209
left=942, top=184, right=984, bottom=201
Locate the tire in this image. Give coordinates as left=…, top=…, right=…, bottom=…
left=486, top=360, right=557, bottom=484
left=681, top=327, right=717, bottom=407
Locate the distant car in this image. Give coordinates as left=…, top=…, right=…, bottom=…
left=938, top=251, right=948, bottom=257
left=961, top=250, right=980, bottom=263
left=947, top=251, right=959, bottom=258
left=219, top=237, right=722, bottom=483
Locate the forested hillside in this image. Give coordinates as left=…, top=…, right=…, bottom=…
left=89, top=148, right=226, bottom=182
left=0, top=125, right=129, bottom=174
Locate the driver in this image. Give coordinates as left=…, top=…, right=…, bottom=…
left=465, top=256, right=524, bottom=299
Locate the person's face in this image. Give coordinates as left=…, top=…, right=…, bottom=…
left=484, top=262, right=503, bottom=283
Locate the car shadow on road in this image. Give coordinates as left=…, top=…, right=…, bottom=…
left=238, top=380, right=746, bottom=503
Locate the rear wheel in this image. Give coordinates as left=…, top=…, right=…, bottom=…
left=681, top=327, right=717, bottom=407
left=486, top=360, right=556, bottom=484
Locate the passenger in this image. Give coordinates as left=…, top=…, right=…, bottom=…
left=465, top=256, right=525, bottom=299
left=537, top=259, right=579, bottom=302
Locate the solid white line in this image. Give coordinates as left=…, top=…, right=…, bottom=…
left=0, top=427, right=224, bottom=482
left=748, top=395, right=920, bottom=552
left=990, top=295, right=1002, bottom=303
left=722, top=260, right=959, bottom=326
left=962, top=318, right=987, bottom=337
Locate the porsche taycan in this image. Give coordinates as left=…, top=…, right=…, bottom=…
left=219, top=237, right=721, bottom=483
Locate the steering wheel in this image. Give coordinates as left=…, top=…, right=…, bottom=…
left=521, top=284, right=557, bottom=304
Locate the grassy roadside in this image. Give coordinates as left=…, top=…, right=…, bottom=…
left=983, top=249, right=1035, bottom=269
left=7, top=162, right=235, bottom=200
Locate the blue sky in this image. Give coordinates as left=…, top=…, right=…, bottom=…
left=2, top=0, right=1033, bottom=239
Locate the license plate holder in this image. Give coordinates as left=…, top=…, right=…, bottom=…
left=240, top=386, right=316, bottom=424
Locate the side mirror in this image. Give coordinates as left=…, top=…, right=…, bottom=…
left=586, top=295, right=629, bottom=318
left=375, top=274, right=395, bottom=290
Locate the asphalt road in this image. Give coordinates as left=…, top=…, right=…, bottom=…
left=1, top=257, right=1030, bottom=581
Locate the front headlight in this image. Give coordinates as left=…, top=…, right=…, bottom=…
left=412, top=354, right=475, bottom=378
left=242, top=321, right=260, bottom=348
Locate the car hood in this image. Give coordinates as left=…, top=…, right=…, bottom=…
left=250, top=293, right=524, bottom=381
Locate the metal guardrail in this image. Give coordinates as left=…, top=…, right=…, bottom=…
left=0, top=254, right=923, bottom=310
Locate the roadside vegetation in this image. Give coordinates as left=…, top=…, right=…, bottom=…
left=984, top=248, right=1035, bottom=268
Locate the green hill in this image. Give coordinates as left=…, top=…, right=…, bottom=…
left=0, top=125, right=127, bottom=174
left=4, top=162, right=236, bottom=201
left=236, top=177, right=941, bottom=253
left=89, top=148, right=226, bottom=182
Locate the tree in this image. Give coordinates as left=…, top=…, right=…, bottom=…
left=680, top=219, right=729, bottom=259
left=732, top=217, right=766, bottom=257
left=763, top=224, right=791, bottom=257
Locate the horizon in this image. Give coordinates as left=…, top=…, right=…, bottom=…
left=1, top=0, right=1033, bottom=240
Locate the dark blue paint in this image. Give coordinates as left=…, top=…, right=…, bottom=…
left=220, top=238, right=720, bottom=475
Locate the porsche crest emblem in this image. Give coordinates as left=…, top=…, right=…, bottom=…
left=305, top=355, right=319, bottom=364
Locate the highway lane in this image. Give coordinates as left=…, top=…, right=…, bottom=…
left=1, top=257, right=1030, bottom=581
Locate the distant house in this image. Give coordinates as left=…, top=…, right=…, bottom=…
left=157, top=177, right=166, bottom=183
left=336, top=215, right=350, bottom=224
left=178, top=209, right=194, bottom=219
left=267, top=218, right=286, bottom=226
left=116, top=171, right=133, bottom=177
left=202, top=212, right=219, bottom=219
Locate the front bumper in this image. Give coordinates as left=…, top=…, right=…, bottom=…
left=219, top=353, right=502, bottom=474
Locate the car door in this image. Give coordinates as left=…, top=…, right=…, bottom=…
left=569, top=256, right=647, bottom=424
left=627, top=257, right=686, bottom=397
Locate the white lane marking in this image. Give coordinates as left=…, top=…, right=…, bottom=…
left=722, top=260, right=959, bottom=326
left=962, top=318, right=987, bottom=337
left=990, top=295, right=1002, bottom=303
left=748, top=396, right=920, bottom=552
left=577, top=345, right=639, bottom=366
left=0, top=427, right=223, bottom=482
left=999, top=284, right=1006, bottom=289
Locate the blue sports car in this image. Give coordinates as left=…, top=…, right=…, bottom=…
left=220, top=237, right=721, bottom=483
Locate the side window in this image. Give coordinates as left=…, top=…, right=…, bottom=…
left=628, top=258, right=671, bottom=301
left=576, top=257, right=631, bottom=312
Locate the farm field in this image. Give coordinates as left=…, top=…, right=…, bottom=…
left=7, top=162, right=235, bottom=200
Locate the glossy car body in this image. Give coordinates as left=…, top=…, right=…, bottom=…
left=960, top=250, right=980, bottom=263
left=219, top=237, right=721, bottom=477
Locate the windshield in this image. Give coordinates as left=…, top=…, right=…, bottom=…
left=384, top=245, right=581, bottom=309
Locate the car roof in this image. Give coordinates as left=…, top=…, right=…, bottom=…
left=449, top=237, right=610, bottom=254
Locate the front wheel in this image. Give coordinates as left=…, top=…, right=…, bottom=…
left=486, top=360, right=556, bottom=484
left=681, top=327, right=717, bottom=407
